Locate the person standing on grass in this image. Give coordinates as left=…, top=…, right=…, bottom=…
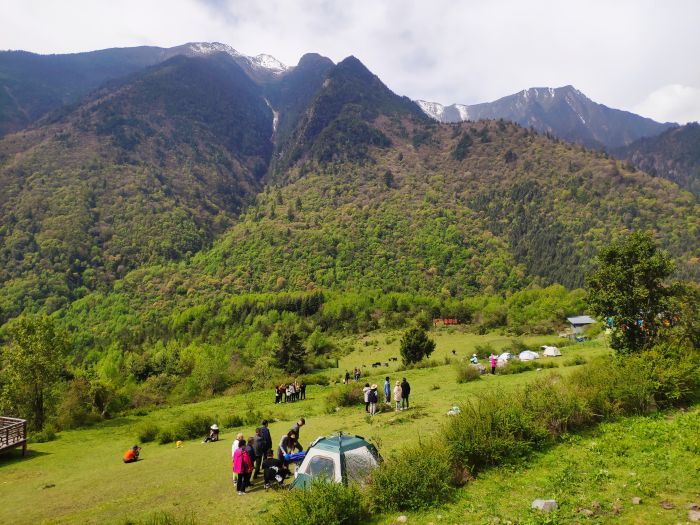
left=245, top=437, right=257, bottom=487
left=489, top=353, right=497, bottom=375
left=393, top=380, right=402, bottom=411
left=260, top=420, right=272, bottom=455
left=274, top=385, right=281, bottom=404
left=291, top=418, right=305, bottom=447
left=233, top=440, right=252, bottom=495
left=252, top=427, right=266, bottom=480
left=300, top=380, right=306, bottom=400
left=384, top=376, right=391, bottom=405
left=344, top=371, right=350, bottom=384
left=401, top=377, right=411, bottom=409
left=363, top=383, right=371, bottom=412
left=368, top=384, right=379, bottom=416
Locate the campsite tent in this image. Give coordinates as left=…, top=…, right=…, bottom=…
left=291, top=434, right=382, bottom=489
left=497, top=352, right=515, bottom=366
left=518, top=350, right=540, bottom=361
left=541, top=346, right=562, bottom=357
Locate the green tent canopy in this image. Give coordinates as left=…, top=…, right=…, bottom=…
left=291, top=433, right=382, bottom=490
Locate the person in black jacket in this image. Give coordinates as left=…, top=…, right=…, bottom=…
left=401, top=377, right=411, bottom=409
left=259, top=420, right=273, bottom=455
left=252, top=427, right=266, bottom=479
left=245, top=437, right=256, bottom=487
left=262, top=449, right=290, bottom=488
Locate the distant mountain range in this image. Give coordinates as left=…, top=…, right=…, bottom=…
left=0, top=42, right=697, bottom=326
left=417, top=85, right=676, bottom=150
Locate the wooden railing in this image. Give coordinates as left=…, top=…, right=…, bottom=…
left=0, top=417, right=27, bottom=456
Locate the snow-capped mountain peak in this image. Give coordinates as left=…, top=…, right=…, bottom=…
left=416, top=100, right=445, bottom=120
left=183, top=42, right=287, bottom=74
left=250, top=54, right=288, bottom=73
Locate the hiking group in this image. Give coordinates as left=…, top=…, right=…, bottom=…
left=274, top=380, right=306, bottom=403
left=362, top=376, right=411, bottom=415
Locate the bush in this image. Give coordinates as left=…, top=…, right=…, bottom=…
left=222, top=414, right=244, bottom=428
left=137, top=422, right=160, bottom=443
left=30, top=424, right=57, bottom=443
left=174, top=413, right=212, bottom=440
left=396, top=358, right=442, bottom=372
left=563, top=355, right=587, bottom=367
left=325, top=383, right=364, bottom=412
left=272, top=479, right=369, bottom=525
left=157, top=428, right=176, bottom=444
left=444, top=392, right=549, bottom=473
left=455, top=361, right=481, bottom=383
left=474, top=343, right=495, bottom=359
left=498, top=360, right=557, bottom=375
left=399, top=326, right=436, bottom=365
left=369, top=441, right=453, bottom=511
left=122, top=511, right=197, bottom=525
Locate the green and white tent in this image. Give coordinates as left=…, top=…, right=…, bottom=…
left=291, top=434, right=382, bottom=489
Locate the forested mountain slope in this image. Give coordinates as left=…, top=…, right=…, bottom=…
left=614, top=122, right=700, bottom=198
left=0, top=54, right=273, bottom=322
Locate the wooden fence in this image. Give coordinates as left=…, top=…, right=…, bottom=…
left=0, top=417, right=27, bottom=456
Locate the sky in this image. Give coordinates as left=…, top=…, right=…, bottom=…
left=2, top=0, right=699, bottom=123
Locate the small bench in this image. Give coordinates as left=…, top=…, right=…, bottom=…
left=0, top=417, right=27, bottom=456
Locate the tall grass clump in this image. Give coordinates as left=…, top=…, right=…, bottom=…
left=369, top=441, right=454, bottom=511
left=122, top=511, right=197, bottom=525
left=325, top=383, right=364, bottom=412
left=272, top=480, right=369, bottom=525
left=454, top=361, right=481, bottom=383
left=498, top=360, right=557, bottom=375
left=137, top=422, right=160, bottom=443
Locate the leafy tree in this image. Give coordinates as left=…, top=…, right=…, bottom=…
left=275, top=330, right=306, bottom=374
left=1, top=316, right=68, bottom=429
left=399, top=326, right=436, bottom=365
left=586, top=231, right=674, bottom=353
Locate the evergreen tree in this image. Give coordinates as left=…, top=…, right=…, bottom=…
left=399, top=326, right=436, bottom=365
left=275, top=330, right=306, bottom=374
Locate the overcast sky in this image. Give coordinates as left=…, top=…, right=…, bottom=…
left=2, top=0, right=699, bottom=123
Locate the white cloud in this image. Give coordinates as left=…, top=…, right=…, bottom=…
left=1, top=0, right=700, bottom=121
left=632, top=85, right=700, bottom=124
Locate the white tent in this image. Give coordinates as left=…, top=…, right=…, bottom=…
left=541, top=346, right=562, bottom=357
left=497, top=352, right=515, bottom=367
left=518, top=350, right=540, bottom=361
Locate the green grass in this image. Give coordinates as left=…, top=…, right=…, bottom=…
left=0, top=332, right=606, bottom=524
left=370, top=407, right=700, bottom=524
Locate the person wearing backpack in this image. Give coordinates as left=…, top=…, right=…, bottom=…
left=368, top=384, right=379, bottom=416
left=233, top=439, right=252, bottom=495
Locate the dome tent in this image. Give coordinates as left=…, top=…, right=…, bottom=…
left=290, top=433, right=382, bottom=490
left=518, top=350, right=540, bottom=361
left=541, top=345, right=562, bottom=357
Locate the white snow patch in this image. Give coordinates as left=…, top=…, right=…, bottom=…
left=455, top=104, right=470, bottom=121
left=416, top=100, right=446, bottom=120
left=249, top=54, right=288, bottom=73
left=187, top=42, right=241, bottom=58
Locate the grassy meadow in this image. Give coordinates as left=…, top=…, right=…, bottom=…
left=5, top=329, right=687, bottom=525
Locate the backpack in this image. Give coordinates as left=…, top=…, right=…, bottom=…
left=369, top=390, right=378, bottom=403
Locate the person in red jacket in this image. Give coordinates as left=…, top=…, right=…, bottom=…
left=233, top=439, right=252, bottom=495
left=489, top=354, right=498, bottom=375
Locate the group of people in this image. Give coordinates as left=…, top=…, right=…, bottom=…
left=362, top=377, right=411, bottom=414
left=344, top=368, right=362, bottom=383
left=231, top=418, right=306, bottom=495
left=274, top=380, right=306, bottom=403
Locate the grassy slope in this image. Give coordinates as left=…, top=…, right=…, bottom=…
left=376, top=408, right=700, bottom=524
left=1, top=332, right=606, bottom=524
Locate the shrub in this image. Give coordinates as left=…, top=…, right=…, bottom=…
left=174, top=414, right=212, bottom=440
left=444, top=392, right=549, bottom=473
left=369, top=441, right=453, bottom=511
left=563, top=355, right=587, bottom=367
left=272, top=479, right=369, bottom=525
left=137, top=422, right=160, bottom=443
left=30, top=424, right=57, bottom=443
left=325, top=383, right=364, bottom=412
left=498, top=360, right=557, bottom=375
left=122, top=511, right=197, bottom=525
left=396, top=358, right=442, bottom=372
left=222, top=414, right=244, bottom=428
left=157, top=428, right=176, bottom=444
left=474, top=343, right=495, bottom=359
left=455, top=361, right=481, bottom=383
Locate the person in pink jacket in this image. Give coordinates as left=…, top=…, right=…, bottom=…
left=489, top=354, right=498, bottom=375
left=233, top=439, right=253, bottom=495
